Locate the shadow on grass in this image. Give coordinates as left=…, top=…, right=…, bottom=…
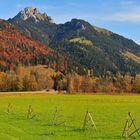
left=70, top=128, right=89, bottom=133
left=90, top=135, right=137, bottom=139
left=41, top=122, right=66, bottom=127
left=37, top=132, right=56, bottom=136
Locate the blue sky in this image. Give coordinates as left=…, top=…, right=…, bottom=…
left=1, top=0, right=140, bottom=43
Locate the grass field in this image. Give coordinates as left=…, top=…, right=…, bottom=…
left=0, top=94, right=140, bottom=140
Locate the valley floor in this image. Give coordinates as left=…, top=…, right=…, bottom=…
left=0, top=94, right=139, bottom=140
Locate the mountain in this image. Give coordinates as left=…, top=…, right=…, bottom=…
left=13, top=6, right=53, bottom=22
left=8, top=7, right=140, bottom=75
left=0, top=19, right=65, bottom=72
left=9, top=7, right=57, bottom=45
left=50, top=19, right=140, bottom=75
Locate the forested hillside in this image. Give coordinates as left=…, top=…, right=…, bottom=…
left=50, top=19, right=140, bottom=75
left=0, top=19, right=65, bottom=72
left=9, top=7, right=140, bottom=75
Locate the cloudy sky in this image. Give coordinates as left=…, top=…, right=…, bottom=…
left=1, top=0, right=140, bottom=43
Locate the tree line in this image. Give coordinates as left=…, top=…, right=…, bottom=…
left=0, top=65, right=140, bottom=93
left=57, top=72, right=140, bottom=94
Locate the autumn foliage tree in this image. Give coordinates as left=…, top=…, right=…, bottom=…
left=16, top=76, right=23, bottom=91
left=121, top=74, right=132, bottom=93
left=133, top=74, right=140, bottom=93
left=74, top=75, right=82, bottom=92
left=67, top=75, right=74, bottom=93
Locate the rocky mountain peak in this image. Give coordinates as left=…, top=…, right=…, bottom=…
left=65, top=19, right=87, bottom=30
left=24, top=6, right=39, bottom=15
left=15, top=6, right=53, bottom=23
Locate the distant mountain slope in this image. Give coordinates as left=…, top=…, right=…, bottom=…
left=8, top=7, right=140, bottom=75
left=0, top=19, right=65, bottom=72
left=50, top=19, right=140, bottom=75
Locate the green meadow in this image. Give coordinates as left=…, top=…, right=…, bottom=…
left=0, top=94, right=140, bottom=140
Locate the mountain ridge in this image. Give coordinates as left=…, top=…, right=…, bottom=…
left=7, top=7, right=140, bottom=75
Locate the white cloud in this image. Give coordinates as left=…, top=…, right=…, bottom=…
left=93, top=5, right=140, bottom=22
left=90, top=0, right=140, bottom=23
left=121, top=0, right=135, bottom=6
left=105, top=10, right=140, bottom=22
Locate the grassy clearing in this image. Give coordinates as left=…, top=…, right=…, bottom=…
left=122, top=51, right=140, bottom=63
left=0, top=94, right=140, bottom=140
left=69, top=37, right=93, bottom=46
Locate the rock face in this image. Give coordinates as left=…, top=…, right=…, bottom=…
left=19, top=7, right=39, bottom=20
left=14, top=6, right=53, bottom=23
